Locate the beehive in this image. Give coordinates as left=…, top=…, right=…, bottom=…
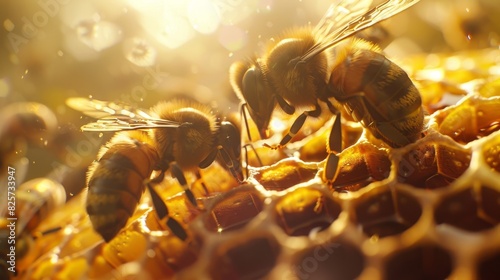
left=7, top=47, right=500, bottom=280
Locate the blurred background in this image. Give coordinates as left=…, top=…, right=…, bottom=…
left=0, top=0, right=499, bottom=185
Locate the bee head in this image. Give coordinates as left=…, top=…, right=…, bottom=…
left=230, top=61, right=275, bottom=139
left=217, top=121, right=244, bottom=182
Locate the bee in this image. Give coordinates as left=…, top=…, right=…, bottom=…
left=66, top=98, right=243, bottom=242
left=0, top=178, right=66, bottom=278
left=230, top=0, right=424, bottom=184
left=0, top=102, right=57, bottom=178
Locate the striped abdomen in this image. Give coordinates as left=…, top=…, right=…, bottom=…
left=86, top=131, right=159, bottom=242
left=329, top=44, right=424, bottom=147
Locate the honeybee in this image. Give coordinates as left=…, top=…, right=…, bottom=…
left=66, top=98, right=243, bottom=242
left=0, top=178, right=66, bottom=278
left=0, top=102, right=57, bottom=177
left=230, top=0, right=424, bottom=184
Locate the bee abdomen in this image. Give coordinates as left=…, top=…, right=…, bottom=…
left=361, top=55, right=424, bottom=146
left=359, top=51, right=420, bottom=115
left=332, top=48, right=424, bottom=147
left=86, top=136, right=158, bottom=242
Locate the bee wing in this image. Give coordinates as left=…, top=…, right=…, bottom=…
left=313, top=0, right=373, bottom=39
left=304, top=0, right=420, bottom=61
left=80, top=116, right=182, bottom=132
left=66, top=97, right=154, bottom=120
left=66, top=97, right=182, bottom=131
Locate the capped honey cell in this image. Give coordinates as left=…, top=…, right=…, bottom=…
left=253, top=158, right=318, bottom=191
left=273, top=187, right=341, bottom=236
left=331, top=143, right=391, bottom=192
left=397, top=140, right=471, bottom=189
left=436, top=96, right=500, bottom=143
left=203, top=185, right=264, bottom=233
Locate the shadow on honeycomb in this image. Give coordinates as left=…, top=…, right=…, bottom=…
left=2, top=47, right=500, bottom=280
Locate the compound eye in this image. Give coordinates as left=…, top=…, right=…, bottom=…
left=239, top=63, right=275, bottom=138
left=221, top=121, right=242, bottom=158
left=242, top=66, right=262, bottom=111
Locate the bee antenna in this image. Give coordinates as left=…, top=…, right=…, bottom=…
left=243, top=143, right=263, bottom=167
left=217, top=146, right=244, bottom=183
left=240, top=103, right=253, bottom=142
left=32, top=226, right=63, bottom=240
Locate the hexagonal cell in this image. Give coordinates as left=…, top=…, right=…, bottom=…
left=397, top=141, right=471, bottom=189
left=480, top=186, right=500, bottom=223
left=331, top=143, right=391, bottom=192
left=126, top=210, right=199, bottom=274
left=354, top=189, right=422, bottom=238
left=435, top=96, right=500, bottom=143
left=483, top=135, right=500, bottom=174
left=385, top=244, right=453, bottom=280
left=273, top=188, right=341, bottom=236
left=208, top=235, right=280, bottom=280
left=435, top=187, right=499, bottom=232
left=478, top=249, right=500, bottom=280
left=190, top=161, right=240, bottom=198
left=244, top=145, right=287, bottom=167
left=253, top=158, right=318, bottom=191
left=417, top=79, right=466, bottom=113
left=296, top=121, right=363, bottom=163
left=290, top=241, right=364, bottom=280
left=203, top=185, right=264, bottom=233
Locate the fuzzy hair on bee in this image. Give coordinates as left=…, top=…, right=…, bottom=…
left=85, top=130, right=159, bottom=241
left=67, top=98, right=244, bottom=242
left=230, top=0, right=423, bottom=185
left=151, top=100, right=218, bottom=171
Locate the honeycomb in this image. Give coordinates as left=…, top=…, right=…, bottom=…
left=1, top=47, right=498, bottom=280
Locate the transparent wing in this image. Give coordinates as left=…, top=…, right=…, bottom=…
left=66, top=97, right=182, bottom=132
left=313, top=0, right=373, bottom=39
left=304, top=0, right=420, bottom=61
left=79, top=116, right=182, bottom=132
left=66, top=97, right=153, bottom=119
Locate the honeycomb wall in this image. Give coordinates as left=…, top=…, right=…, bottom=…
left=5, top=48, right=500, bottom=280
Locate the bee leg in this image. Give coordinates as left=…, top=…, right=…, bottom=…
left=323, top=112, right=342, bottom=184
left=194, top=170, right=210, bottom=195
left=318, top=97, right=338, bottom=114
left=146, top=181, right=188, bottom=241
left=243, top=143, right=263, bottom=166
left=216, top=146, right=245, bottom=183
left=264, top=104, right=322, bottom=149
left=170, top=163, right=198, bottom=208
left=275, top=94, right=295, bottom=115
left=241, top=103, right=254, bottom=142
left=32, top=226, right=63, bottom=240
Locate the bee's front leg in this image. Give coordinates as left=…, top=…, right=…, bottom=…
left=322, top=112, right=342, bottom=184
left=264, top=104, right=322, bottom=149
left=146, top=172, right=188, bottom=241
